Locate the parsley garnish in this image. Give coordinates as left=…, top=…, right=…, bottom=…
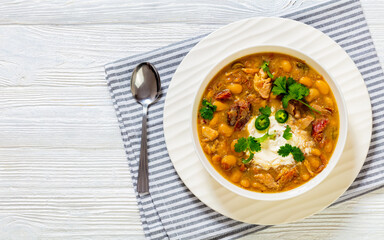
left=234, top=136, right=261, bottom=164
left=259, top=106, right=271, bottom=117
left=272, top=76, right=321, bottom=114
left=291, top=146, right=305, bottom=162
left=235, top=136, right=261, bottom=154
left=234, top=137, right=248, bottom=152
left=248, top=136, right=261, bottom=152
left=199, top=99, right=217, bottom=120
left=283, top=125, right=292, bottom=140
left=261, top=61, right=274, bottom=79
left=277, top=143, right=292, bottom=157
left=277, top=143, right=305, bottom=162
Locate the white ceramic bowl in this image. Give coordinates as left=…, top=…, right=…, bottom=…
left=191, top=45, right=348, bottom=201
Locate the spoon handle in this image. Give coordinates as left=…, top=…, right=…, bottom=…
left=137, top=105, right=149, bottom=193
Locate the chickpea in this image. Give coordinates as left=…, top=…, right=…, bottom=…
left=315, top=80, right=329, bottom=95
left=221, top=155, right=237, bottom=170
left=311, top=148, right=321, bottom=156
left=251, top=181, right=267, bottom=191
left=299, top=76, right=313, bottom=87
left=227, top=84, right=243, bottom=94
left=212, top=155, right=221, bottom=165
left=308, top=156, right=321, bottom=170
left=324, top=96, right=334, bottom=107
left=281, top=60, right=292, bottom=72
left=329, top=119, right=337, bottom=127
left=240, top=178, right=250, bottom=188
left=218, top=123, right=234, bottom=137
left=230, top=169, right=242, bottom=183
left=206, top=90, right=214, bottom=99
left=324, top=141, right=333, bottom=153
left=302, top=173, right=310, bottom=181
left=209, top=113, right=219, bottom=127
left=306, top=88, right=319, bottom=102
left=212, top=101, right=228, bottom=111
left=216, top=142, right=227, bottom=155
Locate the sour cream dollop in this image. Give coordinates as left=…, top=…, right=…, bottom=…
left=247, top=110, right=314, bottom=170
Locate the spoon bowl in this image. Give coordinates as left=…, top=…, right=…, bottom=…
left=131, top=62, right=161, bottom=105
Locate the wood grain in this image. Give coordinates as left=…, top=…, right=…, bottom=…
left=0, top=0, right=382, bottom=239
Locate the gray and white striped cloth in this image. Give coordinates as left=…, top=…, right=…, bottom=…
left=105, top=0, right=384, bottom=239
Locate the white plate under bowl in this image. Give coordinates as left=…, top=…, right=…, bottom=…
left=163, top=17, right=372, bottom=225
left=191, top=45, right=348, bottom=201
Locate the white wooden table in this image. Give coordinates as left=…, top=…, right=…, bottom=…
left=0, top=0, right=383, bottom=239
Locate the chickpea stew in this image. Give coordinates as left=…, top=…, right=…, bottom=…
left=197, top=53, right=339, bottom=193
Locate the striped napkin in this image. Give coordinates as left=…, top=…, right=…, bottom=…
left=105, top=0, right=384, bottom=239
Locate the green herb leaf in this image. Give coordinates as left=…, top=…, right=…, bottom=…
left=248, top=137, right=261, bottom=152
left=288, top=82, right=309, bottom=100
left=202, top=99, right=214, bottom=108
left=235, top=136, right=262, bottom=164
left=272, top=77, right=321, bottom=114
left=281, top=94, right=294, bottom=108
left=278, top=144, right=292, bottom=157
left=261, top=61, right=274, bottom=79
left=283, top=125, right=292, bottom=140
left=277, top=143, right=305, bottom=162
left=259, top=106, right=271, bottom=117
left=234, top=137, right=248, bottom=153
left=291, top=146, right=305, bottom=162
left=287, top=77, right=296, bottom=86
left=271, top=76, right=288, bottom=96
left=242, top=153, right=254, bottom=164
left=199, top=108, right=213, bottom=120
left=199, top=99, right=217, bottom=120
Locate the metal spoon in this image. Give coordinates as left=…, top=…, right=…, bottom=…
left=131, top=62, right=161, bottom=194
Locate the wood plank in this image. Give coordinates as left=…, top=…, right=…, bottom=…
left=0, top=24, right=383, bottom=89
left=0, top=0, right=326, bottom=25
left=0, top=0, right=381, bottom=25
left=0, top=0, right=382, bottom=239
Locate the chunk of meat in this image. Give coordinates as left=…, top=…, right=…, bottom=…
left=227, top=107, right=237, bottom=126
left=234, top=100, right=252, bottom=131
left=251, top=181, right=267, bottom=191
left=286, top=102, right=301, bottom=119
left=311, top=104, right=333, bottom=115
left=303, top=160, right=314, bottom=176
left=254, top=173, right=279, bottom=189
left=201, top=126, right=219, bottom=141
left=202, top=140, right=219, bottom=154
left=259, top=68, right=268, bottom=79
left=277, top=167, right=298, bottom=186
left=246, top=94, right=265, bottom=105
left=297, top=115, right=314, bottom=129
left=215, top=89, right=232, bottom=100
left=226, top=100, right=252, bottom=131
left=253, top=73, right=272, bottom=99
left=312, top=118, right=329, bottom=142
left=315, top=154, right=327, bottom=173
